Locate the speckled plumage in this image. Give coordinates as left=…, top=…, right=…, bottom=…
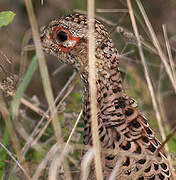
left=0, top=75, right=17, bottom=95
left=0, top=64, right=18, bottom=95
left=41, top=13, right=175, bottom=180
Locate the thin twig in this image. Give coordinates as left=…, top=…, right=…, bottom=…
left=128, top=0, right=175, bottom=177
left=0, top=142, right=31, bottom=180
left=20, top=71, right=78, bottom=160
left=162, top=24, right=176, bottom=82
left=52, top=64, right=67, bottom=76
left=0, top=49, right=12, bottom=64
left=136, top=0, right=176, bottom=94
left=157, top=64, right=170, bottom=132
left=0, top=84, right=50, bottom=119
left=96, top=9, right=128, bottom=13
left=127, top=0, right=168, bottom=147
left=64, top=110, right=83, bottom=151
left=157, top=127, right=176, bottom=153
left=32, top=143, right=60, bottom=180
left=48, top=110, right=82, bottom=180
left=48, top=112, right=83, bottom=180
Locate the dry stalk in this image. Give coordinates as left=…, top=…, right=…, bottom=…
left=24, top=0, right=72, bottom=178
left=29, top=73, right=79, bottom=178
left=136, top=0, right=176, bottom=94
left=24, top=0, right=61, bottom=142
left=0, top=142, right=31, bottom=180
left=0, top=93, right=20, bottom=155
left=127, top=0, right=175, bottom=177
left=108, top=156, right=122, bottom=180
left=32, top=143, right=60, bottom=180
left=0, top=84, right=50, bottom=119
left=87, top=0, right=103, bottom=180
left=21, top=98, right=49, bottom=118
left=74, top=9, right=158, bottom=56
left=157, top=127, right=176, bottom=153
left=81, top=148, right=94, bottom=180
left=48, top=110, right=82, bottom=180
left=48, top=144, right=73, bottom=180
left=64, top=110, right=83, bottom=149
left=133, top=159, right=151, bottom=180
left=52, top=64, right=67, bottom=76
left=156, top=65, right=168, bottom=126
left=19, top=30, right=32, bottom=78
left=20, top=71, right=78, bottom=159
left=162, top=24, right=176, bottom=82
left=31, top=70, right=78, bottom=146
left=127, top=0, right=168, bottom=149
left=96, top=9, right=128, bottom=13
left=74, top=144, right=174, bottom=163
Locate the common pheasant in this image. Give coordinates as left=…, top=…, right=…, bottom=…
left=40, top=13, right=175, bottom=180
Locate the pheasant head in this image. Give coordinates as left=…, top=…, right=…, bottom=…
left=41, top=13, right=119, bottom=79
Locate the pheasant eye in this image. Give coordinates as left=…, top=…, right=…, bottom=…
left=53, top=27, right=80, bottom=52
left=56, top=30, right=68, bottom=42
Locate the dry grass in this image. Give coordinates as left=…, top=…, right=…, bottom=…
left=87, top=0, right=103, bottom=180
left=0, top=0, right=176, bottom=180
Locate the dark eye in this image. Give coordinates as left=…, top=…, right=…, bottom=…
left=56, top=30, right=68, bottom=42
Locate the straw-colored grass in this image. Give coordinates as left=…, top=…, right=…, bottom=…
left=87, top=0, right=103, bottom=180
left=0, top=0, right=175, bottom=180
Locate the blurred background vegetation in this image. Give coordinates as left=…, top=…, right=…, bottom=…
left=0, top=0, right=176, bottom=179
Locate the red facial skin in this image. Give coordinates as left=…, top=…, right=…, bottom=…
left=53, top=27, right=80, bottom=53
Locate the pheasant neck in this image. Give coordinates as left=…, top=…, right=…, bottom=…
left=81, top=54, right=131, bottom=146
